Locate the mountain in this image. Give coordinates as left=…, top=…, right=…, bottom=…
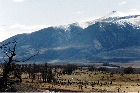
left=1, top=11, right=140, bottom=63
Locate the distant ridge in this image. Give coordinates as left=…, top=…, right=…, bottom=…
left=1, top=11, right=140, bottom=63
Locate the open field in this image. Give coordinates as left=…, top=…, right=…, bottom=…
left=20, top=69, right=140, bottom=92
left=1, top=62, right=140, bottom=92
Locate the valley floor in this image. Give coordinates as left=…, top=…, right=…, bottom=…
left=20, top=70, right=140, bottom=92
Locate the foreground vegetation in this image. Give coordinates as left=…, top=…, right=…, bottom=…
left=0, top=63, right=140, bottom=92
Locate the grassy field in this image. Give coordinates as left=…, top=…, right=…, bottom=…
left=19, top=69, right=140, bottom=92
left=1, top=62, right=140, bottom=92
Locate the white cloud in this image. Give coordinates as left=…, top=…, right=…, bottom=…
left=12, top=0, right=25, bottom=2
left=10, top=24, right=51, bottom=30
left=119, top=1, right=126, bottom=5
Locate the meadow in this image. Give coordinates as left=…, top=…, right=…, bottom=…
left=0, top=63, right=140, bottom=92
left=19, top=66, right=140, bottom=92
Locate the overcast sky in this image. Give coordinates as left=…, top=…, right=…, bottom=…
left=0, top=0, right=140, bottom=42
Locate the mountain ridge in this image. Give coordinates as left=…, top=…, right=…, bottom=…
left=1, top=11, right=140, bottom=63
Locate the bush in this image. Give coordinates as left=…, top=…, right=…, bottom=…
left=98, top=67, right=108, bottom=72
left=88, top=66, right=96, bottom=71
left=63, top=64, right=78, bottom=75
left=123, top=66, right=134, bottom=74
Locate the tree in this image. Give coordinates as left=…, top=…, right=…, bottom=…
left=0, top=39, right=38, bottom=91
left=31, top=63, right=37, bottom=83
left=98, top=67, right=108, bottom=72
left=124, top=66, right=134, bottom=74
left=47, top=67, right=53, bottom=83
left=62, top=64, right=78, bottom=75
left=41, top=63, right=48, bottom=83
left=40, top=63, right=55, bottom=83
left=88, top=66, right=96, bottom=71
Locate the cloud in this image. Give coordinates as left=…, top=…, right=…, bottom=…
left=10, top=24, right=51, bottom=30
left=119, top=1, right=126, bottom=5
left=12, top=0, right=25, bottom=2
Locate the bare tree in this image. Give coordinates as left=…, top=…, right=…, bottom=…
left=0, top=39, right=38, bottom=91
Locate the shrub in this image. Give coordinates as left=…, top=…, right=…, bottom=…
left=123, top=66, right=134, bottom=74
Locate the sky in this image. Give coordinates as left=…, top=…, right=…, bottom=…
left=1, top=0, right=140, bottom=42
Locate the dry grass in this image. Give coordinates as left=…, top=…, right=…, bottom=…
left=19, top=69, right=140, bottom=92
left=0, top=66, right=140, bottom=92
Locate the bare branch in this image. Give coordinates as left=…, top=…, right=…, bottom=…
left=1, top=39, right=17, bottom=58
left=0, top=42, right=11, bottom=49
left=3, top=55, right=7, bottom=63
left=12, top=52, right=39, bottom=63
left=3, top=51, right=10, bottom=58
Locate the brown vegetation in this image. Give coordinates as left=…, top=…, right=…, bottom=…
left=0, top=63, right=139, bottom=92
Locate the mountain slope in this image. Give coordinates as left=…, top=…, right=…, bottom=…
left=1, top=11, right=140, bottom=63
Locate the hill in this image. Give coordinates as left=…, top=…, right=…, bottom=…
left=1, top=11, right=140, bottom=63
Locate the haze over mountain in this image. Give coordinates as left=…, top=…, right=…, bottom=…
left=1, top=11, right=140, bottom=63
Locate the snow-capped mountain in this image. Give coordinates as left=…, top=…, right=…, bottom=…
left=71, top=11, right=140, bottom=29
left=1, top=11, right=140, bottom=63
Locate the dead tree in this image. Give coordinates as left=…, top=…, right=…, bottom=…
left=0, top=40, right=18, bottom=90
left=41, top=63, right=48, bottom=83
left=47, top=67, right=53, bottom=83
left=0, top=39, right=38, bottom=91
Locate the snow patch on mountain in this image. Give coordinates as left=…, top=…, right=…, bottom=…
left=54, top=11, right=140, bottom=30
left=55, top=25, right=70, bottom=31
left=72, top=11, right=140, bottom=29
left=73, top=22, right=90, bottom=29
left=115, top=16, right=140, bottom=28
left=47, top=11, right=140, bottom=33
